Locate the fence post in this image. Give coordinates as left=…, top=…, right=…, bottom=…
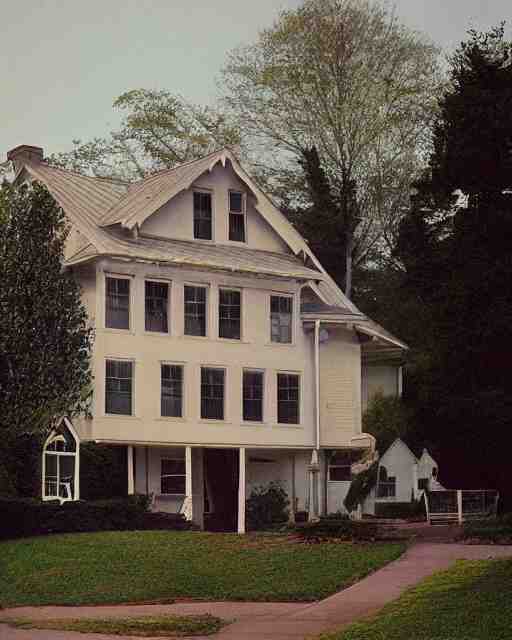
left=423, top=491, right=430, bottom=525
left=457, top=490, right=463, bottom=524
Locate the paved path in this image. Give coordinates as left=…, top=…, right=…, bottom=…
left=2, top=543, right=511, bottom=640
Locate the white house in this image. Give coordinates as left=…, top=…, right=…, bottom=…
left=7, top=144, right=407, bottom=532
left=363, top=438, right=442, bottom=515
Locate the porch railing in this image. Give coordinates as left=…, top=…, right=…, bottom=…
left=424, top=490, right=499, bottom=525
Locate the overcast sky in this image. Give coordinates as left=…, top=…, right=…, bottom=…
left=1, top=0, right=510, bottom=162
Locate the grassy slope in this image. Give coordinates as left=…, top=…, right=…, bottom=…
left=318, top=558, right=512, bottom=640
left=0, top=531, right=404, bottom=607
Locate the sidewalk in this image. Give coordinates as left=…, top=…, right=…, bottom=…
left=2, top=543, right=512, bottom=640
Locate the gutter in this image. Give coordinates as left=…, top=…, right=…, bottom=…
left=314, top=319, right=320, bottom=452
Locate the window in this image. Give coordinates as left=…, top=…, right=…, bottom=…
left=145, top=281, right=169, bottom=332
left=42, top=421, right=78, bottom=503
left=328, top=450, right=362, bottom=482
left=219, top=288, right=241, bottom=339
left=193, top=191, right=212, bottom=240
left=201, top=367, right=225, bottom=420
left=243, top=370, right=263, bottom=422
left=161, top=364, right=183, bottom=417
left=418, top=477, right=430, bottom=491
left=105, top=277, right=130, bottom=329
left=271, top=295, right=292, bottom=343
left=229, top=191, right=245, bottom=242
left=277, top=373, right=299, bottom=424
left=377, top=466, right=396, bottom=498
left=184, top=285, right=207, bottom=336
left=161, top=458, right=186, bottom=494
left=105, top=360, right=133, bottom=415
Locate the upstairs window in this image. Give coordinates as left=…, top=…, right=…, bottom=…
left=229, top=191, right=245, bottom=242
left=105, top=360, right=133, bottom=415
left=161, top=458, right=186, bottom=495
left=243, top=370, right=263, bottom=422
left=161, top=364, right=183, bottom=417
left=193, top=191, right=212, bottom=240
left=201, top=367, right=225, bottom=420
left=271, top=295, right=292, bottom=343
left=184, top=285, right=207, bottom=336
left=105, top=277, right=130, bottom=330
left=328, top=450, right=362, bottom=482
left=277, top=373, right=299, bottom=424
left=219, top=288, right=241, bottom=340
left=145, top=281, right=169, bottom=333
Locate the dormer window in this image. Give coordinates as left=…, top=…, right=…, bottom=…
left=229, top=191, right=245, bottom=242
left=194, top=191, right=212, bottom=240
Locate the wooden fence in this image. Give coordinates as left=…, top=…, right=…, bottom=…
left=424, top=490, right=499, bottom=525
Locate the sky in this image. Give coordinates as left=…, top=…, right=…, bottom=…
left=1, top=0, right=510, bottom=162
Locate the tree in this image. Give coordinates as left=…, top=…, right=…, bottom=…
left=0, top=182, right=93, bottom=446
left=221, top=0, right=441, bottom=294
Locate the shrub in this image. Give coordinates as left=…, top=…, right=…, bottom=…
left=375, top=500, right=426, bottom=520
left=80, top=443, right=127, bottom=500
left=297, top=517, right=378, bottom=542
left=246, top=482, right=289, bottom=531
left=463, top=515, right=512, bottom=543
left=344, top=461, right=379, bottom=513
left=363, top=392, right=412, bottom=453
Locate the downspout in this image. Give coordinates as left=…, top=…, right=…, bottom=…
left=315, top=319, right=320, bottom=452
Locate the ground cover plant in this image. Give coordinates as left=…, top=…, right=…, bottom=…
left=10, top=614, right=225, bottom=637
left=317, top=558, right=512, bottom=640
left=0, top=531, right=404, bottom=606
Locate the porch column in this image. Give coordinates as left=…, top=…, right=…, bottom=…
left=238, top=447, right=246, bottom=534
left=127, top=445, right=134, bottom=495
left=183, top=446, right=193, bottom=521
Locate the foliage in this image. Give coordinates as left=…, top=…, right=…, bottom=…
left=344, top=461, right=379, bottom=513
left=0, top=531, right=404, bottom=606
left=374, top=500, right=426, bottom=520
left=0, top=495, right=152, bottom=540
left=0, top=182, right=93, bottom=446
left=297, top=517, right=378, bottom=541
left=80, top=443, right=127, bottom=500
left=462, top=515, right=512, bottom=544
left=11, top=614, right=226, bottom=637
left=362, top=392, right=412, bottom=454
left=318, top=558, right=512, bottom=640
left=246, top=482, right=290, bottom=530
left=0, top=432, right=40, bottom=498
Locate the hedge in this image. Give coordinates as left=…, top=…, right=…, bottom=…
left=462, top=515, right=512, bottom=543
left=374, top=500, right=426, bottom=520
left=296, top=517, right=379, bottom=542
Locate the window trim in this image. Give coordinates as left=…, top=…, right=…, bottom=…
left=228, top=190, right=247, bottom=243
left=200, top=365, right=226, bottom=422
left=42, top=418, right=80, bottom=504
left=160, top=457, right=186, bottom=496
left=160, top=361, right=185, bottom=419
left=104, top=357, right=135, bottom=417
left=276, top=370, right=301, bottom=426
left=183, top=283, right=209, bottom=338
left=104, top=273, right=133, bottom=332
left=269, top=292, right=294, bottom=345
left=242, top=368, right=265, bottom=424
left=144, top=278, right=171, bottom=335
left=218, top=287, right=242, bottom=341
left=192, top=188, right=214, bottom=242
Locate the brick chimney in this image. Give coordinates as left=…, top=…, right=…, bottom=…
left=7, top=145, right=44, bottom=173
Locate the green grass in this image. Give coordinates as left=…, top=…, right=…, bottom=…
left=0, top=531, right=404, bottom=607
left=11, top=614, right=225, bottom=637
left=318, top=558, right=512, bottom=640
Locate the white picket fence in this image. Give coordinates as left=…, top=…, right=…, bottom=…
left=424, top=490, right=499, bottom=525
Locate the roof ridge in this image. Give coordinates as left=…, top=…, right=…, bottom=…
left=132, top=147, right=227, bottom=185
left=32, top=160, right=131, bottom=187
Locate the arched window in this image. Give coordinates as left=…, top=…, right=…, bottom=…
left=42, top=418, right=79, bottom=503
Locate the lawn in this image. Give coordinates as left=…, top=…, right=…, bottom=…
left=318, top=557, right=512, bottom=640
left=0, top=531, right=404, bottom=607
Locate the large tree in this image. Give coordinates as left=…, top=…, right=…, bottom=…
left=221, top=0, right=441, bottom=295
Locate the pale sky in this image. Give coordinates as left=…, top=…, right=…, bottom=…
left=1, top=0, right=510, bottom=162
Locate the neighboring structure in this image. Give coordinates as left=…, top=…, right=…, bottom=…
left=7, top=144, right=407, bottom=531
left=363, top=438, right=442, bottom=515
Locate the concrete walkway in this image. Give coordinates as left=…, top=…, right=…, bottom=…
left=2, top=543, right=512, bottom=640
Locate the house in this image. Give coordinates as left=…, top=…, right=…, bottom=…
left=7, top=144, right=407, bottom=532
left=363, top=438, right=442, bottom=515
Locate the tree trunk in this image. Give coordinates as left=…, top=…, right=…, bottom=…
left=345, top=232, right=354, bottom=299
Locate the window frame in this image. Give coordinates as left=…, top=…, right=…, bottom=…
left=228, top=190, right=246, bottom=243
left=270, top=293, right=294, bottom=344
left=200, top=366, right=226, bottom=421
left=218, top=287, right=242, bottom=340
left=160, top=362, right=184, bottom=419
left=276, top=371, right=301, bottom=425
left=242, top=368, right=264, bottom=423
left=327, top=450, right=362, bottom=483
left=160, top=457, right=186, bottom=496
left=145, top=279, right=170, bottom=334
left=184, top=283, right=209, bottom=337
left=105, top=358, right=134, bottom=417
left=42, top=419, right=79, bottom=504
left=377, top=466, right=397, bottom=499
left=193, top=189, right=213, bottom=241
left=104, top=274, right=132, bottom=331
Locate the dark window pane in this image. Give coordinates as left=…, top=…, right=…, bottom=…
left=270, top=296, right=292, bottom=343
left=201, top=367, right=224, bottom=420
left=161, top=364, right=183, bottom=417
left=161, top=459, right=185, bottom=475
left=193, top=191, right=212, bottom=240
left=105, top=277, right=130, bottom=329
left=145, top=281, right=169, bottom=332
left=229, top=213, right=245, bottom=242
left=184, top=285, right=207, bottom=336
left=161, top=475, right=186, bottom=494
left=229, top=191, right=243, bottom=213
left=219, top=289, right=241, bottom=339
left=329, top=466, right=352, bottom=482
left=277, top=373, right=299, bottom=424
left=105, top=360, right=132, bottom=415
left=243, top=370, right=263, bottom=421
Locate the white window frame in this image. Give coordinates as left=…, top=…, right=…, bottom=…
left=200, top=365, right=227, bottom=422
left=269, top=292, right=294, bottom=345
left=160, top=361, right=185, bottom=419
left=218, top=286, right=242, bottom=341
left=144, top=278, right=171, bottom=335
left=160, top=457, right=186, bottom=496
left=104, top=273, right=133, bottom=332
left=104, top=357, right=135, bottom=417
left=228, top=190, right=247, bottom=243
left=183, top=282, right=209, bottom=338
left=192, top=188, right=214, bottom=242
left=276, top=370, right=301, bottom=426
left=42, top=418, right=80, bottom=504
left=242, top=368, right=265, bottom=423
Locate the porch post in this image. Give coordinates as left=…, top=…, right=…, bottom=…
left=127, top=445, right=134, bottom=495
left=75, top=441, right=80, bottom=501
left=183, top=445, right=193, bottom=521
left=457, top=490, right=463, bottom=525
left=238, top=447, right=246, bottom=534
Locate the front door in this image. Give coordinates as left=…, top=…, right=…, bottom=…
left=204, top=449, right=239, bottom=532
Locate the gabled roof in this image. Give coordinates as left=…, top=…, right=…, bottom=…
left=380, top=438, right=418, bottom=465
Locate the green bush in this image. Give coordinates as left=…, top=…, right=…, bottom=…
left=463, top=515, right=512, bottom=543
left=363, top=392, right=412, bottom=453
left=297, top=517, right=378, bottom=542
left=375, top=500, right=426, bottom=520
left=0, top=495, right=152, bottom=540
left=246, top=482, right=289, bottom=531
left=80, top=443, right=127, bottom=499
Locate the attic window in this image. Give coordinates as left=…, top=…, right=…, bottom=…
left=193, top=191, right=212, bottom=240
left=229, top=191, right=245, bottom=242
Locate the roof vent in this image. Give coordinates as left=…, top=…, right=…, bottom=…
left=7, top=145, right=44, bottom=173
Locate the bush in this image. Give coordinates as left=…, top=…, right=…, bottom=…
left=0, top=495, right=152, bottom=540
left=463, top=515, right=512, bottom=543
left=246, top=482, right=289, bottom=531
left=80, top=443, right=127, bottom=500
left=344, top=461, right=379, bottom=513
left=363, top=392, right=412, bottom=453
left=296, top=517, right=378, bottom=542
left=375, top=500, right=426, bottom=520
